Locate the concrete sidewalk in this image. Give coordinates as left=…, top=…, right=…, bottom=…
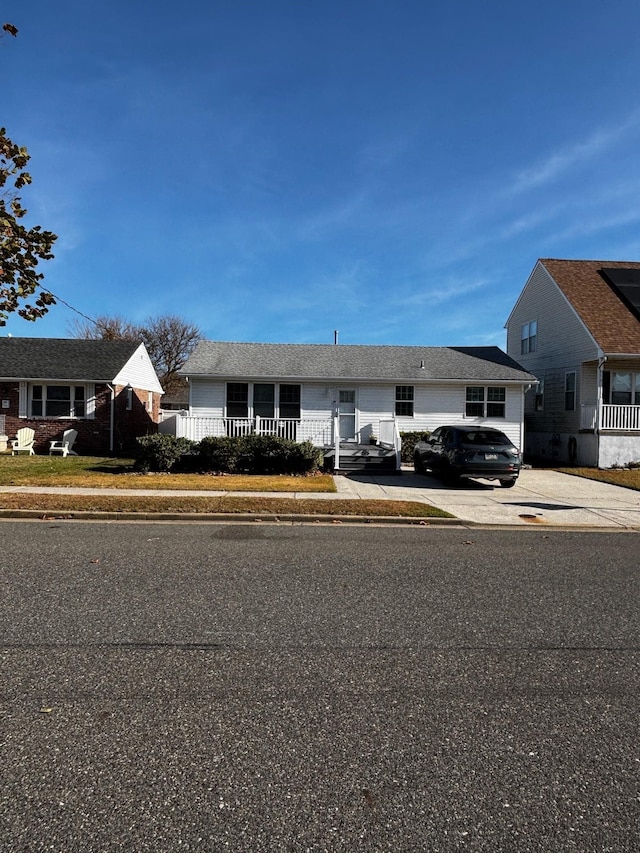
left=0, top=468, right=639, bottom=528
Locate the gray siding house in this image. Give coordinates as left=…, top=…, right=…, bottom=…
left=163, top=341, right=536, bottom=470
left=506, top=259, right=640, bottom=467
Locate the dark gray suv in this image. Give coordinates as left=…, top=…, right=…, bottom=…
left=413, top=425, right=521, bottom=487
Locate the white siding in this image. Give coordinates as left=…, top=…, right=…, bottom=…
left=507, top=262, right=599, bottom=435
left=301, top=383, right=335, bottom=419
left=190, top=379, right=226, bottom=416
left=113, top=344, right=164, bottom=394
left=187, top=378, right=525, bottom=447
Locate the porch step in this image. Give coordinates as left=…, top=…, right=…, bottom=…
left=324, top=443, right=398, bottom=473
left=339, top=457, right=397, bottom=472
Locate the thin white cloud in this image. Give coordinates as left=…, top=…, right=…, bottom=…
left=505, top=109, right=640, bottom=197
left=395, top=276, right=490, bottom=309
left=295, top=191, right=370, bottom=242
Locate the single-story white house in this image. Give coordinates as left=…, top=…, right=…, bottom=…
left=160, top=341, right=536, bottom=471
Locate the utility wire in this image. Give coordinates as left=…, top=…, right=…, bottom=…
left=38, top=284, right=112, bottom=335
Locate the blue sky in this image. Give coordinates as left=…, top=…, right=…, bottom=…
left=3, top=0, right=640, bottom=347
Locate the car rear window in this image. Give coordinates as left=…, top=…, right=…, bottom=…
left=461, top=431, right=510, bottom=445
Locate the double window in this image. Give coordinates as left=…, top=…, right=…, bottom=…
left=465, top=386, right=506, bottom=418
left=31, top=384, right=86, bottom=418
left=521, top=320, right=537, bottom=354
left=395, top=385, right=414, bottom=417
left=226, top=383, right=301, bottom=419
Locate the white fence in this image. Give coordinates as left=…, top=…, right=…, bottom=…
left=159, top=414, right=333, bottom=447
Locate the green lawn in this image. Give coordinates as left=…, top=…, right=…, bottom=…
left=0, top=455, right=336, bottom=492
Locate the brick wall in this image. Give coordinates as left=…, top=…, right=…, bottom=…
left=0, top=381, right=160, bottom=455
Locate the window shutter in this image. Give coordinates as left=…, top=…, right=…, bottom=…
left=86, top=383, right=96, bottom=420
left=18, top=382, right=28, bottom=418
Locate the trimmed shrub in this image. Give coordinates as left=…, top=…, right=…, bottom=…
left=198, top=433, right=322, bottom=475
left=400, top=430, right=431, bottom=464
left=235, top=434, right=322, bottom=475
left=197, top=436, right=243, bottom=473
left=134, top=434, right=197, bottom=473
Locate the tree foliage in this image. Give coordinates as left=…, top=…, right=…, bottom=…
left=68, top=313, right=203, bottom=396
left=1, top=25, right=58, bottom=325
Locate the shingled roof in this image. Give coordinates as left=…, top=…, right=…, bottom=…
left=0, top=337, right=144, bottom=381
left=182, top=341, right=535, bottom=383
left=540, top=259, right=640, bottom=354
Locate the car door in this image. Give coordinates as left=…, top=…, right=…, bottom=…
left=426, top=427, right=444, bottom=470
left=431, top=427, right=451, bottom=472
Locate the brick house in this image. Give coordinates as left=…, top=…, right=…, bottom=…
left=0, top=338, right=164, bottom=455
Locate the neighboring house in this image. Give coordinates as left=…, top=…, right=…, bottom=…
left=506, top=258, right=640, bottom=468
left=163, top=340, right=536, bottom=470
left=0, top=338, right=164, bottom=455
left=159, top=376, right=190, bottom=412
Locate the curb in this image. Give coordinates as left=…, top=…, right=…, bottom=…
left=0, top=509, right=637, bottom=531
left=0, top=508, right=464, bottom=526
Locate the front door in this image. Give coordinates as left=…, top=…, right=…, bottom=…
left=338, top=389, right=357, bottom=440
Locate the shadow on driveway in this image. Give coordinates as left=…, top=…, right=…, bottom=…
left=343, top=471, right=500, bottom=491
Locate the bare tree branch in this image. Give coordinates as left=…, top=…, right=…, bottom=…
left=67, top=312, right=203, bottom=394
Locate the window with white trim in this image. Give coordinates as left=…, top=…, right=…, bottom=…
left=606, top=371, right=640, bottom=405
left=395, top=385, right=414, bottom=417
left=465, top=386, right=506, bottom=418
left=226, top=382, right=249, bottom=418
left=521, top=320, right=537, bottom=354
left=279, top=384, right=301, bottom=419
left=564, top=371, right=576, bottom=411
left=30, top=384, right=86, bottom=418
left=226, top=382, right=302, bottom=419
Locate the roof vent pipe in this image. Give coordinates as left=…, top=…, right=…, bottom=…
left=334, top=330, right=339, bottom=345
left=420, top=359, right=425, bottom=369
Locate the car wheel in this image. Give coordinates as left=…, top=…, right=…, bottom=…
left=500, top=479, right=517, bottom=488
left=414, top=453, right=425, bottom=474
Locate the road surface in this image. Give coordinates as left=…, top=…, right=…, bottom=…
left=1, top=521, right=639, bottom=851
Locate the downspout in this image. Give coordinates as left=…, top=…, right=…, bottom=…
left=107, top=384, right=115, bottom=454
left=522, top=383, right=533, bottom=454
left=596, top=355, right=607, bottom=463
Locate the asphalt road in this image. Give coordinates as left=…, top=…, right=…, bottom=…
left=1, top=521, right=639, bottom=852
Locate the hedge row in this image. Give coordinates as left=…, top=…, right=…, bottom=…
left=136, top=431, right=430, bottom=474
left=135, top=433, right=323, bottom=475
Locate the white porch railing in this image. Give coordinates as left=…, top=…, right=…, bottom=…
left=379, top=417, right=402, bottom=468
left=580, top=404, right=640, bottom=431
left=601, top=404, right=640, bottom=431
left=159, top=414, right=333, bottom=447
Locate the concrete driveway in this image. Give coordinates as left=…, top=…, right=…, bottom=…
left=335, top=467, right=640, bottom=528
